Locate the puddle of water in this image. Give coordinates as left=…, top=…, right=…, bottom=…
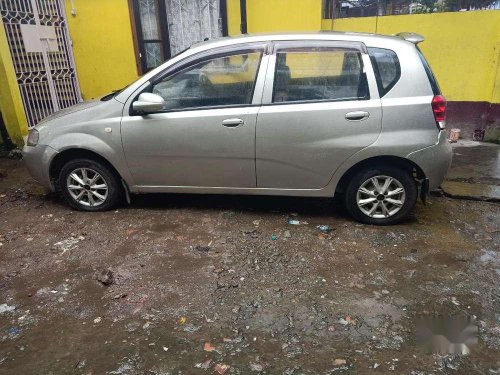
left=442, top=181, right=500, bottom=201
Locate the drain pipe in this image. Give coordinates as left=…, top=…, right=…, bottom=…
left=240, top=0, right=247, bottom=34
left=70, top=0, right=76, bottom=16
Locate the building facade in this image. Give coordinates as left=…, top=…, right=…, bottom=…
left=0, top=0, right=499, bottom=145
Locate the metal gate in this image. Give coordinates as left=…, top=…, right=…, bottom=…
left=0, top=0, right=81, bottom=128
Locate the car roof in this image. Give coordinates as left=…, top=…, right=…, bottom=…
left=190, top=31, right=413, bottom=50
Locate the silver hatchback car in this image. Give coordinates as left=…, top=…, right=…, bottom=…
left=23, top=32, right=452, bottom=225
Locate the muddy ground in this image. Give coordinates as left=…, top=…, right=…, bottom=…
left=0, top=158, right=499, bottom=375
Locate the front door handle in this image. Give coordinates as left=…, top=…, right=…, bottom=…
left=222, top=118, right=244, bottom=127
left=345, top=111, right=370, bottom=121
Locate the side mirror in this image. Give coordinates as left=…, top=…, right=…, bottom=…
left=132, top=93, right=166, bottom=114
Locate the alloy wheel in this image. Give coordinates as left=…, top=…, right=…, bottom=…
left=356, top=175, right=406, bottom=219
left=66, top=168, right=109, bottom=207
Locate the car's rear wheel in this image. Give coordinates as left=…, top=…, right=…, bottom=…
left=344, top=166, right=417, bottom=225
left=58, top=159, right=122, bottom=211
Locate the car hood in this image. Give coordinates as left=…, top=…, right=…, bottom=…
left=37, top=100, right=101, bottom=125
left=34, top=97, right=125, bottom=138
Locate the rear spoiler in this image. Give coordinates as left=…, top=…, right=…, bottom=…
left=396, top=32, right=425, bottom=45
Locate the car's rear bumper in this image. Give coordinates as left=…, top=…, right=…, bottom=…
left=22, top=144, right=58, bottom=191
left=407, top=130, right=452, bottom=191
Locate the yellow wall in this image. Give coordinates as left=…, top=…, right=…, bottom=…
left=324, top=16, right=378, bottom=33
left=64, top=0, right=139, bottom=100
left=228, top=4, right=499, bottom=103
left=0, top=19, right=28, bottom=144
left=490, top=42, right=500, bottom=104
left=326, top=11, right=500, bottom=104
left=227, top=0, right=323, bottom=35
left=247, top=0, right=322, bottom=33
left=226, top=0, right=242, bottom=36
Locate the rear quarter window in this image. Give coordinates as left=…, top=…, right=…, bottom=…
left=368, top=47, right=401, bottom=97
left=416, top=47, right=441, bottom=95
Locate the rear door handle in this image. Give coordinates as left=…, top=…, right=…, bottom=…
left=345, top=111, right=370, bottom=121
left=222, top=118, right=244, bottom=127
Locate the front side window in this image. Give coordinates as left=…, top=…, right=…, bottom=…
left=151, top=51, right=262, bottom=111
left=272, top=48, right=369, bottom=104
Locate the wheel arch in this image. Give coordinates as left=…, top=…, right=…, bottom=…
left=49, top=148, right=124, bottom=189
left=335, top=155, right=426, bottom=194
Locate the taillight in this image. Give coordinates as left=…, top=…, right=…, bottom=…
left=431, top=95, right=447, bottom=130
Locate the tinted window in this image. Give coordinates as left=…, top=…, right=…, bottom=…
left=272, top=48, right=369, bottom=103
left=151, top=51, right=262, bottom=111
left=417, top=47, right=441, bottom=95
left=368, top=47, right=401, bottom=97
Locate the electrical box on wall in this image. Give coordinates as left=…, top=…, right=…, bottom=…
left=20, top=24, right=59, bottom=53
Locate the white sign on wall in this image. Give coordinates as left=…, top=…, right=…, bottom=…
left=20, top=24, right=59, bottom=53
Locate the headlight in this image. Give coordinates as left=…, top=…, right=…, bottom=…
left=26, top=129, right=39, bottom=146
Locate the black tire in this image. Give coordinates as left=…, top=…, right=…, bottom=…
left=58, top=158, right=123, bottom=211
left=344, top=166, right=417, bottom=225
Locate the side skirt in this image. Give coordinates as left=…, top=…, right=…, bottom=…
left=129, top=185, right=333, bottom=198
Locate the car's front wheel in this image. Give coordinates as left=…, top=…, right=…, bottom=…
left=344, top=166, right=417, bottom=225
left=58, top=159, right=122, bottom=211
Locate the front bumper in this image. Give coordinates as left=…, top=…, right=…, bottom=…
left=22, top=144, right=59, bottom=191
left=407, top=130, right=453, bottom=191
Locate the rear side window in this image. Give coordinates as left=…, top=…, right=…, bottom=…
left=272, top=48, right=369, bottom=103
left=417, top=47, right=441, bottom=95
left=368, top=47, right=401, bottom=97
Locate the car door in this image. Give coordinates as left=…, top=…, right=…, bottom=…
left=256, top=41, right=382, bottom=189
left=121, top=45, right=268, bottom=189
